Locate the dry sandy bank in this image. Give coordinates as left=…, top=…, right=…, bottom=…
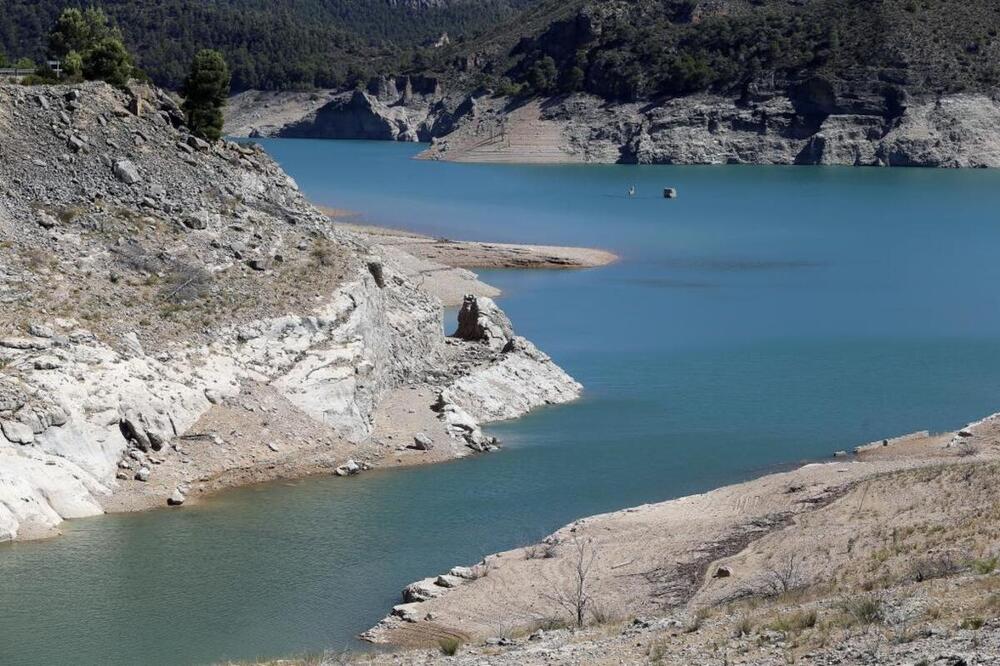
left=319, top=207, right=617, bottom=270
left=361, top=416, right=1000, bottom=657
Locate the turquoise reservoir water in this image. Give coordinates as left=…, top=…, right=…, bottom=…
left=4, top=141, right=1000, bottom=665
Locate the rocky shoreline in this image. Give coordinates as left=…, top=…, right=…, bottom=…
left=0, top=81, right=586, bottom=543
left=355, top=416, right=1000, bottom=664
left=227, top=81, right=1000, bottom=167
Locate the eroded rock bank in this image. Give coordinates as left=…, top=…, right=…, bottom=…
left=226, top=79, right=1000, bottom=167
left=421, top=92, right=1000, bottom=167
left=0, top=81, right=582, bottom=543
left=227, top=75, right=466, bottom=143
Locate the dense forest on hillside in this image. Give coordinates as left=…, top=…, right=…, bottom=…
left=3, top=0, right=998, bottom=101
left=421, top=0, right=1000, bottom=102
left=0, top=0, right=535, bottom=90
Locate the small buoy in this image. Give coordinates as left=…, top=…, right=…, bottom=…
left=663, top=188, right=678, bottom=199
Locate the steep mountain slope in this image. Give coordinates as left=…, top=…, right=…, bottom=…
left=0, top=0, right=540, bottom=91
left=423, top=0, right=1000, bottom=100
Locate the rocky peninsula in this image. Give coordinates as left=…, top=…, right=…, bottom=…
left=0, top=81, right=596, bottom=543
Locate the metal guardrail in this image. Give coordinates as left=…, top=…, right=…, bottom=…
left=0, top=62, right=63, bottom=78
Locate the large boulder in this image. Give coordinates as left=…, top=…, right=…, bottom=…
left=113, top=159, right=141, bottom=185
left=410, top=432, right=434, bottom=450
left=0, top=420, right=34, bottom=445
left=453, top=295, right=514, bottom=349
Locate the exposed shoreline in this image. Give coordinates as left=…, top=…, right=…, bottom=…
left=359, top=415, right=1000, bottom=663
left=227, top=88, right=1000, bottom=168
left=318, top=206, right=618, bottom=271
left=316, top=205, right=617, bottom=308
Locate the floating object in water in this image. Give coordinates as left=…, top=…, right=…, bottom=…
left=663, top=187, right=678, bottom=199
left=627, top=185, right=637, bottom=198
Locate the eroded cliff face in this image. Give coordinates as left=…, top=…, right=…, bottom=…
left=422, top=92, right=1000, bottom=167
left=227, top=79, right=1000, bottom=167
left=0, top=81, right=581, bottom=543
left=236, top=75, right=475, bottom=143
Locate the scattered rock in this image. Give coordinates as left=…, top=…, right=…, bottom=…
left=402, top=578, right=445, bottom=603
left=33, top=356, right=63, bottom=370
left=391, top=603, right=422, bottom=623
left=182, top=210, right=213, bottom=230
left=410, top=432, right=434, bottom=450
left=120, top=411, right=152, bottom=451
left=449, top=566, right=477, bottom=580
left=113, top=159, right=141, bottom=185
left=335, top=459, right=361, bottom=476
left=167, top=487, right=186, bottom=506
left=67, top=135, right=86, bottom=152
left=0, top=420, right=34, bottom=444
left=36, top=212, right=58, bottom=229
left=27, top=323, right=56, bottom=338
left=187, top=135, right=210, bottom=151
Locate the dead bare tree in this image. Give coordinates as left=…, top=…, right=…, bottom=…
left=765, top=554, right=800, bottom=595
left=542, top=536, right=599, bottom=628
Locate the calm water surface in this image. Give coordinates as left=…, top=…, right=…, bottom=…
left=4, top=141, right=1000, bottom=665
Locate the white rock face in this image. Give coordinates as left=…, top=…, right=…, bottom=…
left=421, top=92, right=1000, bottom=168
left=0, top=264, right=444, bottom=542
left=444, top=336, right=582, bottom=424
left=0, top=264, right=582, bottom=543
left=442, top=295, right=582, bottom=427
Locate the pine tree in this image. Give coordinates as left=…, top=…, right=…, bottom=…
left=49, top=8, right=117, bottom=59
left=182, top=50, right=231, bottom=142
left=82, top=37, right=133, bottom=87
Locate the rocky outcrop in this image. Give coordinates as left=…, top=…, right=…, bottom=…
left=227, top=75, right=482, bottom=143
left=427, top=294, right=581, bottom=452
left=280, top=89, right=427, bottom=142
left=0, top=81, right=583, bottom=543
left=453, top=295, right=514, bottom=350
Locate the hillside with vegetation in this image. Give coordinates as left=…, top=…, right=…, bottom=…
left=416, top=0, right=1000, bottom=102
left=0, top=0, right=537, bottom=91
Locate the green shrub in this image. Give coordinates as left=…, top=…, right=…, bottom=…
left=960, top=616, right=985, bottom=630
left=842, top=595, right=883, bottom=626
left=438, top=637, right=461, bottom=656
left=971, top=557, right=998, bottom=575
